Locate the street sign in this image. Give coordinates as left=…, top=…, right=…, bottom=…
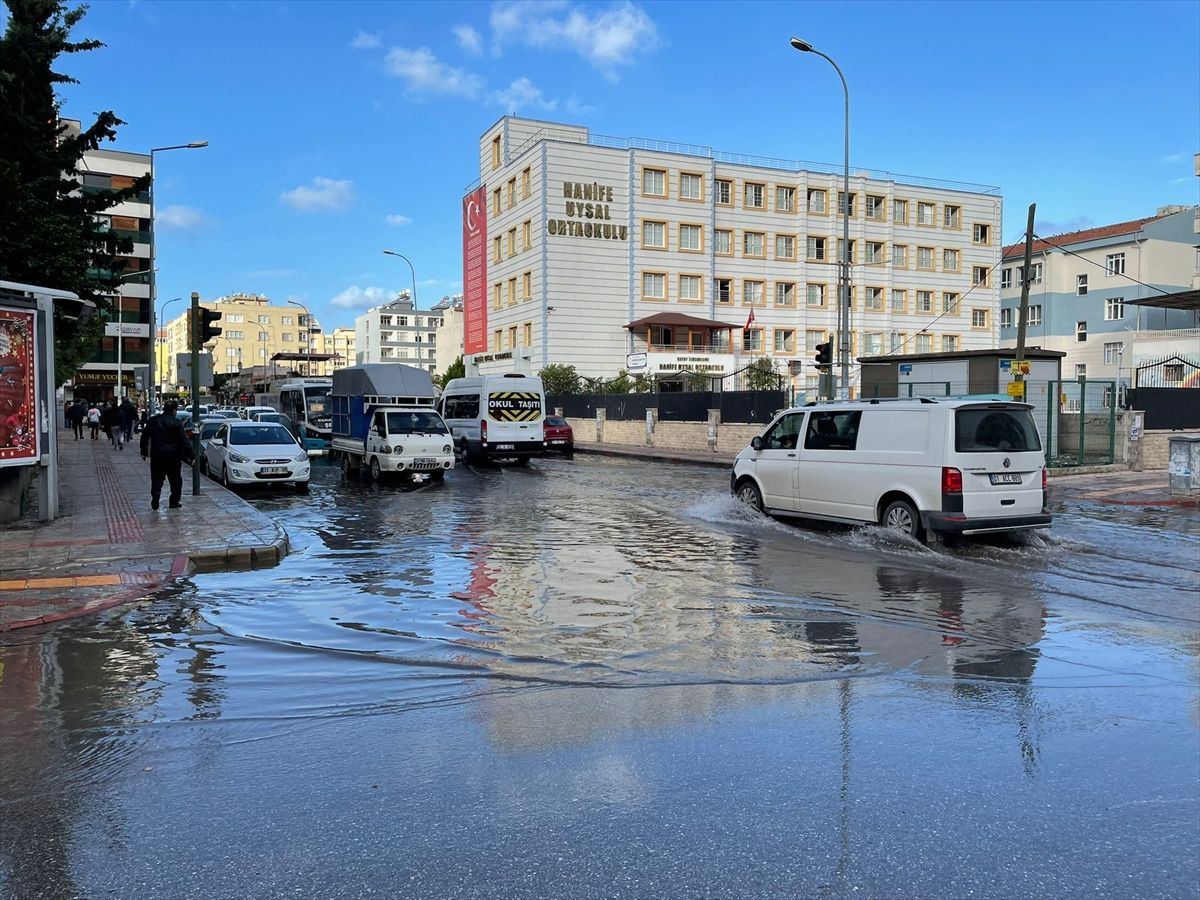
left=626, top=352, right=648, bottom=372
left=104, top=322, right=150, bottom=338
left=1007, top=381, right=1026, bottom=398
left=899, top=364, right=912, bottom=375
left=175, top=353, right=214, bottom=387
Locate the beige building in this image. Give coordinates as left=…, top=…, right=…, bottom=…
left=434, top=295, right=465, bottom=374
left=314, top=327, right=357, bottom=376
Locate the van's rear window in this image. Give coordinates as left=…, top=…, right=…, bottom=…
left=955, top=408, right=1042, bottom=453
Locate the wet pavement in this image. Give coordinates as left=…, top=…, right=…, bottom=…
left=1, top=455, right=1197, bottom=898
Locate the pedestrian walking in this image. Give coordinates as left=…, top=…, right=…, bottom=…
left=120, top=397, right=136, bottom=443
left=86, top=403, right=102, bottom=439
left=103, top=401, right=123, bottom=449
left=67, top=400, right=85, bottom=440
left=140, top=399, right=193, bottom=510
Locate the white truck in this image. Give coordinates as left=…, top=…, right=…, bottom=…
left=329, top=364, right=455, bottom=482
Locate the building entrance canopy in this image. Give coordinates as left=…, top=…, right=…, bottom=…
left=624, top=312, right=737, bottom=331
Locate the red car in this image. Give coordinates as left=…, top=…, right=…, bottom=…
left=543, top=416, right=574, bottom=454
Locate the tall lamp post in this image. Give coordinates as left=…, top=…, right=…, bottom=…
left=790, top=37, right=850, bottom=400
left=287, top=299, right=311, bottom=376
left=148, top=140, right=208, bottom=415
left=382, top=249, right=418, bottom=307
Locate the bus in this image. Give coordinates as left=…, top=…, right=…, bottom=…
left=276, top=377, right=333, bottom=454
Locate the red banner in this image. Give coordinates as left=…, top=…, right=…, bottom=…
left=462, top=185, right=488, bottom=356
left=0, top=308, right=38, bottom=467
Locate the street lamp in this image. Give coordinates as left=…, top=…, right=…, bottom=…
left=149, top=140, right=208, bottom=414
left=156, top=295, right=183, bottom=396
left=287, top=299, right=311, bottom=375
left=382, top=249, right=418, bottom=307
left=790, top=37, right=850, bottom=400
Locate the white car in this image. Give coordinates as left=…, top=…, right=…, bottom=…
left=241, top=405, right=276, bottom=420
left=207, top=420, right=311, bottom=490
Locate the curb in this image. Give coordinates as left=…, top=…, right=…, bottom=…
left=1099, top=495, right=1200, bottom=508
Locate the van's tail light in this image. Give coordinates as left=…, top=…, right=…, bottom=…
left=942, top=467, right=963, bottom=494
left=480, top=419, right=488, bottom=444
left=1042, top=468, right=1048, bottom=490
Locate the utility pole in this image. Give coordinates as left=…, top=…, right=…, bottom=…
left=189, top=291, right=202, bottom=496
left=1013, top=203, right=1036, bottom=401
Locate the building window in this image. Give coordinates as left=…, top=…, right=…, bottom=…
left=942, top=335, right=959, bottom=352
left=775, top=234, right=795, bottom=260
left=1000, top=308, right=1013, bottom=328
left=890, top=289, right=906, bottom=312
left=281, top=333, right=292, bottom=342
left=1076, top=321, right=1088, bottom=342
left=806, top=330, right=826, bottom=352
left=1075, top=363, right=1087, bottom=380
left=716, top=278, right=732, bottom=303
left=642, top=168, right=667, bottom=197
left=743, top=280, right=764, bottom=305
left=492, top=188, right=501, bottom=217
left=1105, top=297, right=1125, bottom=320
left=743, top=231, right=765, bottom=257
left=715, top=229, right=732, bottom=255
left=493, top=236, right=502, bottom=263
left=507, top=178, right=516, bottom=208
left=916, top=290, right=933, bottom=313
left=971, top=308, right=988, bottom=328
left=492, top=283, right=501, bottom=310
left=943, top=248, right=960, bottom=272
left=523, top=322, right=533, bottom=346
left=917, top=246, right=933, bottom=270
left=774, top=329, right=796, bottom=353
left=1029, top=305, right=1042, bottom=326
left=507, top=278, right=517, bottom=306
left=893, top=199, right=908, bottom=224
left=507, top=325, right=517, bottom=349
left=493, top=330, right=501, bottom=352
left=715, top=179, right=732, bottom=205
left=865, top=241, right=884, bottom=264
left=837, top=191, right=856, bottom=217
left=915, top=333, right=932, bottom=354
left=521, top=167, right=531, bottom=199
left=776, top=282, right=796, bottom=306
left=943, top=205, right=961, bottom=228
left=226, top=330, right=244, bottom=339
left=972, top=223, right=990, bottom=244
left=491, top=136, right=501, bottom=169
left=507, top=228, right=517, bottom=256
left=642, top=272, right=666, bottom=300
left=917, top=202, right=935, bottom=225
left=1105, top=252, right=1125, bottom=276
left=523, top=219, right=532, bottom=251
left=642, top=220, right=666, bottom=249
left=807, top=189, right=827, bottom=214
left=891, top=244, right=908, bottom=267
left=972, top=265, right=989, bottom=286
left=806, top=284, right=826, bottom=307
left=864, top=194, right=885, bottom=220
left=1075, top=273, right=1088, bottom=295
left=865, top=286, right=884, bottom=310
left=226, top=314, right=245, bottom=324
left=943, top=292, right=959, bottom=314
left=1027, top=262, right=1043, bottom=284
left=258, top=315, right=269, bottom=324
left=1001, top=268, right=1012, bottom=289
left=807, top=236, right=826, bottom=261
left=679, top=172, right=702, bottom=200
left=775, top=186, right=796, bottom=212
left=282, top=316, right=293, bottom=325
left=522, top=271, right=532, bottom=300
left=744, top=182, right=765, bottom=209
left=742, top=329, right=763, bottom=352
left=890, top=332, right=905, bottom=353
left=837, top=238, right=856, bottom=263
left=1164, top=363, right=1185, bottom=383
left=679, top=274, right=701, bottom=301
left=679, top=223, right=703, bottom=251
left=1103, top=341, right=1122, bottom=365
left=864, top=332, right=883, bottom=355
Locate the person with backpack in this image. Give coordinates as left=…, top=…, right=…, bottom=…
left=86, top=403, right=102, bottom=439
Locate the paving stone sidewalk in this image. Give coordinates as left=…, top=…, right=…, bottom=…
left=0, top=428, right=289, bottom=631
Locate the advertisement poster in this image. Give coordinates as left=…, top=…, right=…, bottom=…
left=0, top=308, right=39, bottom=467
left=462, top=185, right=488, bottom=356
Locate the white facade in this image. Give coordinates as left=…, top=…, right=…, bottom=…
left=470, top=116, right=1003, bottom=397
left=354, top=294, right=441, bottom=372
left=434, top=295, right=465, bottom=374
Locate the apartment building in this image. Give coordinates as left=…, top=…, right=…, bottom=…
left=434, top=294, right=465, bottom=374
left=316, top=327, right=357, bottom=375
left=353, top=294, right=441, bottom=372
left=997, top=206, right=1199, bottom=391
left=465, top=116, right=1004, bottom=396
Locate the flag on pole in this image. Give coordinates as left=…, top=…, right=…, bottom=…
left=744, top=308, right=755, bottom=330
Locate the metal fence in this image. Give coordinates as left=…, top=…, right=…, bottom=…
left=549, top=390, right=786, bottom=425
left=1125, top=388, right=1200, bottom=430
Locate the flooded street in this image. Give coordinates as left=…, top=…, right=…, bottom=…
left=2, top=456, right=1198, bottom=899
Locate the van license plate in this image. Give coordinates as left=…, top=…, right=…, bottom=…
left=989, top=473, right=1022, bottom=485
left=496, top=444, right=515, bottom=450
left=414, top=458, right=436, bottom=468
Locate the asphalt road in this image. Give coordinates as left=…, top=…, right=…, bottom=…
left=2, top=455, right=1197, bottom=898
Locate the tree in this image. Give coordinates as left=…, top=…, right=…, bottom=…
left=0, top=0, right=150, bottom=386
left=539, top=363, right=580, bottom=395
left=605, top=371, right=633, bottom=395
left=744, top=357, right=781, bottom=391
left=434, top=354, right=464, bottom=388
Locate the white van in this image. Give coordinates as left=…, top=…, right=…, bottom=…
left=730, top=398, right=1050, bottom=542
left=438, top=373, right=545, bottom=464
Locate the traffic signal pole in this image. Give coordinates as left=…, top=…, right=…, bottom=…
left=190, top=291, right=202, bottom=495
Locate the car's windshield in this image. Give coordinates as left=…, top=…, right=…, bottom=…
left=229, top=426, right=296, bottom=446
left=545, top=417, right=568, bottom=427
left=256, top=413, right=287, bottom=425
left=200, top=422, right=223, bottom=439
left=385, top=411, right=448, bottom=434
left=955, top=408, right=1042, bottom=453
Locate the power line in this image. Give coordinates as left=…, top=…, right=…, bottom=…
left=1030, top=232, right=1172, bottom=296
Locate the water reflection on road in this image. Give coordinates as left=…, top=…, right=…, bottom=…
left=2, top=456, right=1197, bottom=898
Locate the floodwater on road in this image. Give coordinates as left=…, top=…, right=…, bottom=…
left=2, top=456, right=1197, bottom=899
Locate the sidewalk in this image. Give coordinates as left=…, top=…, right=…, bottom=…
left=0, top=429, right=289, bottom=631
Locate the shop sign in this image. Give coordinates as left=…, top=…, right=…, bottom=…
left=104, top=322, right=150, bottom=337
left=626, top=352, right=647, bottom=371
left=472, top=351, right=514, bottom=363
left=547, top=180, right=628, bottom=241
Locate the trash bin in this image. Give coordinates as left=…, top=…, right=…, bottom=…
left=1167, top=436, right=1200, bottom=496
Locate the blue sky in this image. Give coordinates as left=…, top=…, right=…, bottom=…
left=20, top=0, right=1200, bottom=332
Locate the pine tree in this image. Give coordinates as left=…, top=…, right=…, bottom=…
left=0, top=0, right=149, bottom=386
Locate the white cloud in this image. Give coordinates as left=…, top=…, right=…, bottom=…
left=330, top=286, right=399, bottom=310
left=351, top=30, right=382, bottom=49
left=452, top=24, right=484, bottom=55
left=490, top=1, right=658, bottom=77
left=384, top=46, right=484, bottom=98
left=565, top=94, right=597, bottom=115
left=157, top=205, right=208, bottom=229
left=490, top=77, right=557, bottom=112
left=1160, top=152, right=1186, bottom=165
left=385, top=213, right=412, bottom=226
left=280, top=177, right=354, bottom=211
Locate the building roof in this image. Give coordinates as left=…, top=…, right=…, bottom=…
left=625, top=312, right=738, bottom=330
left=1000, top=215, right=1166, bottom=259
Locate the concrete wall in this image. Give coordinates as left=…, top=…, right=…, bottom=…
left=566, top=411, right=762, bottom=456
left=1139, top=429, right=1200, bottom=470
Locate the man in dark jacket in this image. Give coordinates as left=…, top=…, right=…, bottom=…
left=102, top=400, right=123, bottom=449
left=119, top=398, right=136, bottom=443
left=66, top=400, right=85, bottom=440
left=140, top=400, right=193, bottom=510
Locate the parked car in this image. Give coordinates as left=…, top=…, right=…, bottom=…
left=730, top=398, right=1050, bottom=544
left=206, top=420, right=310, bottom=491
left=208, top=409, right=241, bottom=420
left=251, top=411, right=294, bottom=431
left=543, top=416, right=574, bottom=454
left=241, top=405, right=276, bottom=420
left=196, top=418, right=227, bottom=474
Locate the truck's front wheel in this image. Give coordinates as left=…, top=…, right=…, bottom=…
left=340, top=452, right=359, bottom=476
left=369, top=456, right=383, bottom=482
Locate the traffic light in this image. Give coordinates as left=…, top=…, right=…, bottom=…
left=199, top=307, right=223, bottom=343
left=815, top=340, right=832, bottom=371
